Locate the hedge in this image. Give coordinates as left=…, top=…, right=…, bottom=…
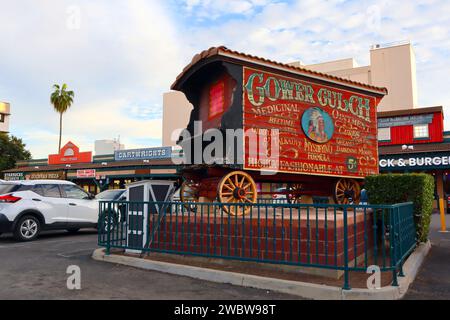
left=364, top=173, right=434, bottom=243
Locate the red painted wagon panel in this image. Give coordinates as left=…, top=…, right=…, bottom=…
left=242, top=67, right=380, bottom=179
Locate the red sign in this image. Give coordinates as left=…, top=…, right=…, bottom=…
left=48, top=142, right=92, bottom=165
left=243, top=67, right=380, bottom=179
left=209, top=81, right=225, bottom=118
left=77, top=169, right=96, bottom=178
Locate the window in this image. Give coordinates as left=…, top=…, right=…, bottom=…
left=209, top=81, right=225, bottom=118
left=35, top=184, right=62, bottom=198
left=0, top=114, right=4, bottom=123
left=62, top=185, right=89, bottom=199
left=0, top=183, right=20, bottom=195
left=413, top=124, right=429, bottom=139
left=378, top=127, right=391, bottom=141
left=64, top=148, right=75, bottom=156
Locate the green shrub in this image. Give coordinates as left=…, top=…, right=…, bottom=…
left=364, top=173, right=434, bottom=243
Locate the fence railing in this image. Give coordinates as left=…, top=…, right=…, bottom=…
left=98, top=201, right=416, bottom=290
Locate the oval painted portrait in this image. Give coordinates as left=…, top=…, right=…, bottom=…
left=301, top=107, right=334, bottom=144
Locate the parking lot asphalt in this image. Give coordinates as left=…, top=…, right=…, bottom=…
left=0, top=230, right=298, bottom=300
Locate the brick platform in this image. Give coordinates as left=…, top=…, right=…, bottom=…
left=148, top=207, right=374, bottom=270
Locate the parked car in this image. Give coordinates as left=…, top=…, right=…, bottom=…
left=447, top=194, right=450, bottom=213
left=0, top=180, right=98, bottom=241
left=271, top=187, right=289, bottom=204
left=95, top=189, right=126, bottom=201
left=95, top=189, right=127, bottom=230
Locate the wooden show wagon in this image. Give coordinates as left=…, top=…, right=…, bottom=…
left=171, top=47, right=387, bottom=215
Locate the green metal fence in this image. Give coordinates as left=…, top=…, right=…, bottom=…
left=98, top=200, right=416, bottom=290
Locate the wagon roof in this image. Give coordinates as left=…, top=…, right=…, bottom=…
left=171, top=46, right=388, bottom=96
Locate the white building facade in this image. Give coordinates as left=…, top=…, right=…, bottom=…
left=0, top=102, right=11, bottom=133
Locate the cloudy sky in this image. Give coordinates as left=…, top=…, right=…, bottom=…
left=0, top=0, right=449, bottom=158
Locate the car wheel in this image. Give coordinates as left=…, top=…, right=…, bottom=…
left=67, top=228, right=80, bottom=234
left=14, top=215, right=41, bottom=242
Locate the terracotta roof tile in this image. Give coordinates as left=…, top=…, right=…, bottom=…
left=378, top=106, right=443, bottom=118
left=2, top=159, right=176, bottom=173
left=171, top=46, right=388, bottom=95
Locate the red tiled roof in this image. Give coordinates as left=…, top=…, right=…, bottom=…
left=378, top=106, right=443, bottom=118
left=171, top=46, right=388, bottom=95
left=2, top=159, right=176, bottom=173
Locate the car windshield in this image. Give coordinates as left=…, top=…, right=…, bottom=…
left=0, top=183, right=20, bottom=195
left=95, top=190, right=124, bottom=200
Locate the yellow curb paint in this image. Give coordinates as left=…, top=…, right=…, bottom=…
left=439, top=199, right=448, bottom=233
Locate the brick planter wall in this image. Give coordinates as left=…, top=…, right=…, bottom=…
left=148, top=207, right=374, bottom=268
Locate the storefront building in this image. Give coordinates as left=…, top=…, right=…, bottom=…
left=377, top=106, right=449, bottom=211
left=2, top=142, right=180, bottom=194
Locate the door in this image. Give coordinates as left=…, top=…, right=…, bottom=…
left=61, top=184, right=98, bottom=224
left=32, top=184, right=69, bottom=226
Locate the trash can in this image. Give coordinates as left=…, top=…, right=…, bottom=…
left=125, top=180, right=176, bottom=253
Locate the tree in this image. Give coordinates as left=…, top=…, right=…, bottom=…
left=51, top=83, right=74, bottom=152
left=0, top=133, right=32, bottom=177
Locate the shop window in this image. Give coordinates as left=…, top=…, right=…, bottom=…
left=413, top=124, right=429, bottom=139
left=209, top=81, right=225, bottom=119
left=377, top=127, right=391, bottom=141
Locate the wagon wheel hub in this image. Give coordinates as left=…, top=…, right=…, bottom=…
left=234, top=188, right=247, bottom=200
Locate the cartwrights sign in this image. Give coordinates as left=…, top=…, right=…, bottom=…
left=243, top=67, right=380, bottom=178
left=115, top=147, right=172, bottom=161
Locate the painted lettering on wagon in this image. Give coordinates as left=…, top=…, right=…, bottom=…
left=245, top=72, right=372, bottom=122
left=242, top=67, right=379, bottom=178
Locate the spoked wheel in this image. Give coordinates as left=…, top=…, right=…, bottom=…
left=180, top=180, right=200, bottom=211
left=217, top=171, right=257, bottom=216
left=334, top=178, right=361, bottom=204
left=287, top=183, right=303, bottom=204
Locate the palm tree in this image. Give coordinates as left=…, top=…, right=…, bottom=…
left=51, top=84, right=74, bottom=152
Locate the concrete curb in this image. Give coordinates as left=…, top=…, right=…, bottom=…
left=92, top=241, right=431, bottom=300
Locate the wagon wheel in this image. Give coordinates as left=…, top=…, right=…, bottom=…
left=180, top=180, right=200, bottom=211
left=334, top=178, right=361, bottom=205
left=217, top=171, right=257, bottom=216
left=287, top=183, right=303, bottom=204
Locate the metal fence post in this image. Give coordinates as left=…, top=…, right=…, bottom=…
left=390, top=206, right=398, bottom=287
left=343, top=206, right=351, bottom=290
left=106, top=202, right=111, bottom=256
left=398, top=206, right=405, bottom=278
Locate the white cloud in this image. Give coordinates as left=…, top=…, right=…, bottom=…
left=0, top=0, right=182, bottom=158
left=177, top=0, right=450, bottom=129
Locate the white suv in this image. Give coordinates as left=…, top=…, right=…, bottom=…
left=0, top=180, right=99, bottom=241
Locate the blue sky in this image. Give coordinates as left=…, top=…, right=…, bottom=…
left=0, top=0, right=449, bottom=158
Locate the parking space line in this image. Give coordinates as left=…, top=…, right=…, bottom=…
left=0, top=237, right=97, bottom=249
left=57, top=248, right=98, bottom=258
